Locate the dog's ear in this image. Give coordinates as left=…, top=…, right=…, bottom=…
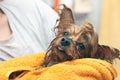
left=82, top=21, right=98, bottom=57
left=96, top=45, right=120, bottom=63
left=56, top=4, right=75, bottom=33
left=82, top=20, right=94, bottom=32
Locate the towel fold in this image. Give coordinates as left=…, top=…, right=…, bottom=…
left=0, top=52, right=118, bottom=80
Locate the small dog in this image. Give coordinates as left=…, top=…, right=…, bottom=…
left=9, top=5, right=120, bottom=79
left=43, top=4, right=120, bottom=67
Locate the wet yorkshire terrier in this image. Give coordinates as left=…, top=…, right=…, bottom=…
left=42, top=5, right=120, bottom=67
left=9, top=5, right=120, bottom=80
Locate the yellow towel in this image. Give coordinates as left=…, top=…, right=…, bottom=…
left=0, top=52, right=118, bottom=80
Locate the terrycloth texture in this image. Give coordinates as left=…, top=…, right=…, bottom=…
left=0, top=52, right=118, bottom=80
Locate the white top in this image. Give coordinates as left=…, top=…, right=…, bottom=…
left=0, top=0, right=58, bottom=61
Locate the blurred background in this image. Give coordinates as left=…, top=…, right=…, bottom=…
left=42, top=0, right=120, bottom=79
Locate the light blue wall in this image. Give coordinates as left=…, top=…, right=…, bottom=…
left=74, top=0, right=102, bottom=33
left=87, top=0, right=102, bottom=33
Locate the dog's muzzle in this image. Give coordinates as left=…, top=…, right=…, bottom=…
left=60, top=37, right=71, bottom=46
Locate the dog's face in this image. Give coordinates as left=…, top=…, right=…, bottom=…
left=43, top=5, right=120, bottom=67
left=50, top=22, right=98, bottom=60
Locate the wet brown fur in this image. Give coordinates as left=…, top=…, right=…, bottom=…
left=43, top=4, right=120, bottom=67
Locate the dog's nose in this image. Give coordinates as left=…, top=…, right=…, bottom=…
left=60, top=38, right=71, bottom=46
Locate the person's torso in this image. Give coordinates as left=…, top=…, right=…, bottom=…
left=0, top=0, right=57, bottom=61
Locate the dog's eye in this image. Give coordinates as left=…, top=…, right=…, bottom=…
left=77, top=43, right=85, bottom=50
left=63, top=32, right=69, bottom=36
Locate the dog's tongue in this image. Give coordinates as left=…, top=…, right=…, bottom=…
left=57, top=46, right=63, bottom=51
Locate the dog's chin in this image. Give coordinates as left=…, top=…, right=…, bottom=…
left=56, top=46, right=73, bottom=61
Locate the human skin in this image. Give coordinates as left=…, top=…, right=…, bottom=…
left=0, top=0, right=3, bottom=2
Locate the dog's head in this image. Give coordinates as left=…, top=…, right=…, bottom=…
left=43, top=5, right=120, bottom=66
